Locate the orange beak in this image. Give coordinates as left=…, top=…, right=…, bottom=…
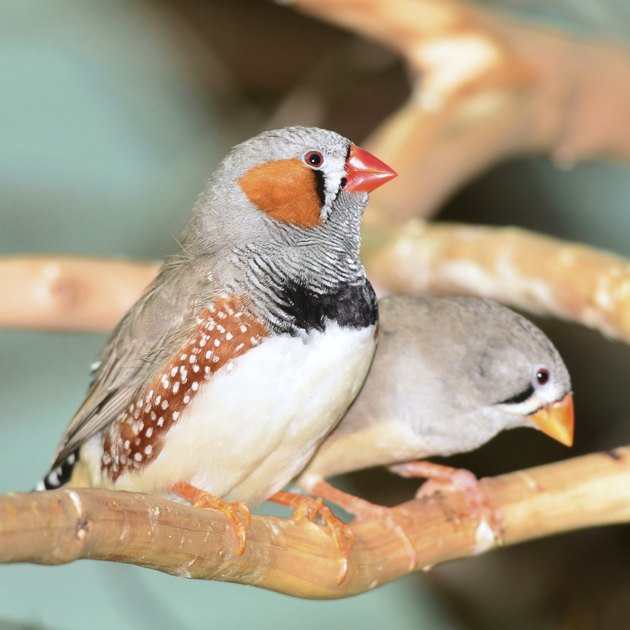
left=529, top=393, right=575, bottom=447
left=345, top=145, right=397, bottom=193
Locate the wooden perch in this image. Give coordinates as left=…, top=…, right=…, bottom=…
left=2, top=228, right=629, bottom=342
left=290, top=0, right=630, bottom=221
left=2, top=448, right=629, bottom=598
left=0, top=255, right=157, bottom=332
left=362, top=222, right=630, bottom=343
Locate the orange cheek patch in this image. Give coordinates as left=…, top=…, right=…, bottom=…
left=238, top=158, right=322, bottom=228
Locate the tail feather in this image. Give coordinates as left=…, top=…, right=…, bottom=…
left=36, top=450, right=79, bottom=491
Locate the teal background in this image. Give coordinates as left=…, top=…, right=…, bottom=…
left=1, top=1, right=629, bottom=628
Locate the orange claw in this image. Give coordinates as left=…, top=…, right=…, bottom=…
left=268, top=490, right=355, bottom=584
left=171, top=481, right=251, bottom=555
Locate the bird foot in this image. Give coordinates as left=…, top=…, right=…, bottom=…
left=308, top=479, right=391, bottom=521
left=171, top=481, right=251, bottom=555
left=306, top=480, right=418, bottom=571
left=389, top=461, right=503, bottom=542
left=268, top=490, right=355, bottom=584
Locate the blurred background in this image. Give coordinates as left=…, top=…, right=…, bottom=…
left=1, top=1, right=629, bottom=628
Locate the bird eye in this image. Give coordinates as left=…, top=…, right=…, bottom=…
left=535, top=368, right=550, bottom=386
left=304, top=150, right=324, bottom=169
left=340, top=177, right=347, bottom=188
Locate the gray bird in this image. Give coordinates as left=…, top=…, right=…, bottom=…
left=296, top=295, right=574, bottom=516
left=37, top=126, right=396, bottom=552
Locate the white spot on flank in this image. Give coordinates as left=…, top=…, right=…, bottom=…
left=147, top=390, right=154, bottom=400
left=172, top=411, right=180, bottom=421
left=150, top=411, right=157, bottom=421
left=124, top=439, right=131, bottom=449
left=199, top=338, right=207, bottom=348
left=180, top=354, right=187, bottom=361
left=192, top=364, right=200, bottom=373
left=132, top=421, right=144, bottom=435
left=217, top=311, right=226, bottom=319
left=235, top=343, right=244, bottom=352
left=213, top=339, right=220, bottom=347
left=170, top=367, right=178, bottom=378
left=191, top=382, right=199, bottom=391
left=172, top=381, right=180, bottom=394
left=205, top=350, right=212, bottom=360
left=239, top=325, right=247, bottom=333
left=157, top=417, right=165, bottom=427
left=212, top=356, right=219, bottom=363
left=189, top=354, right=197, bottom=364
left=225, top=332, right=233, bottom=341
left=217, top=324, right=225, bottom=334
left=134, top=453, right=143, bottom=462
left=161, top=399, right=169, bottom=410
left=145, top=445, right=153, bottom=455
left=155, top=395, right=161, bottom=405
left=183, top=395, right=191, bottom=404
left=146, top=427, right=154, bottom=438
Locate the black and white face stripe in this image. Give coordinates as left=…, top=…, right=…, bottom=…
left=499, top=384, right=535, bottom=405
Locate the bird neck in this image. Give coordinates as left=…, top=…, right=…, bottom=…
left=231, top=235, right=374, bottom=335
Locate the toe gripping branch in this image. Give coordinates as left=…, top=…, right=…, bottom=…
left=389, top=461, right=504, bottom=541
left=171, top=481, right=251, bottom=555
left=268, top=491, right=355, bottom=585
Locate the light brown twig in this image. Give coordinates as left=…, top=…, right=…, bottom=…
left=363, top=222, right=630, bottom=342
left=2, top=448, right=629, bottom=598
left=0, top=256, right=157, bottom=332
left=290, top=0, right=630, bottom=221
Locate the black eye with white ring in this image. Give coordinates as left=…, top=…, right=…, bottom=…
left=303, top=150, right=324, bottom=169
left=535, top=367, right=550, bottom=386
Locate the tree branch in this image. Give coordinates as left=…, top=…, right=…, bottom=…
left=3, top=227, right=628, bottom=343
left=0, top=255, right=157, bottom=332
left=290, top=0, right=630, bottom=221
left=362, top=222, right=630, bottom=343
left=2, top=448, right=629, bottom=598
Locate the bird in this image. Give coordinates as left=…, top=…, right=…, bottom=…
left=296, top=294, right=574, bottom=525
left=37, top=126, right=397, bottom=557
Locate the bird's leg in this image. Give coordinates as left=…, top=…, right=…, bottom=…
left=389, top=461, right=503, bottom=540
left=170, top=481, right=251, bottom=555
left=268, top=490, right=355, bottom=584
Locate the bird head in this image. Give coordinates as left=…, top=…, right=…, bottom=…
left=462, top=299, right=575, bottom=447
left=183, top=126, right=396, bottom=255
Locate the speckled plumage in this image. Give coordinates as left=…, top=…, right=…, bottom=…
left=38, top=126, right=396, bottom=505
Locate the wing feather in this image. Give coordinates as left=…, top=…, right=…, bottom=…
left=51, top=255, right=217, bottom=467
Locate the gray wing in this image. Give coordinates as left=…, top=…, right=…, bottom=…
left=52, top=255, right=217, bottom=467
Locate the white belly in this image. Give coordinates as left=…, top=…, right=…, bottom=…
left=109, top=322, right=376, bottom=504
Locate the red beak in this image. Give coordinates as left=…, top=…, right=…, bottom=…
left=345, top=145, right=397, bottom=193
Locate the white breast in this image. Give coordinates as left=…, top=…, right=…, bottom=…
left=110, top=322, right=376, bottom=504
